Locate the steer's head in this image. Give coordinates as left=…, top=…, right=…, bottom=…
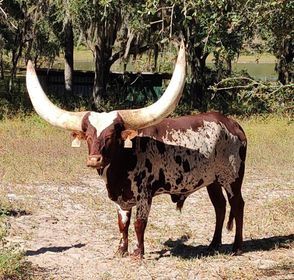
left=76, top=112, right=125, bottom=170
left=73, top=111, right=140, bottom=170
left=26, top=41, right=186, bottom=171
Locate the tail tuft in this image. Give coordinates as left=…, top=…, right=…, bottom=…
left=176, top=200, right=185, bottom=212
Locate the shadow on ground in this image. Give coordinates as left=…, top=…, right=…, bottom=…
left=26, top=243, right=86, bottom=256
left=0, top=208, right=30, bottom=217
left=151, top=234, right=294, bottom=259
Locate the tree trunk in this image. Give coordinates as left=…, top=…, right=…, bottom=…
left=0, top=52, right=4, bottom=79
left=189, top=49, right=208, bottom=111
left=92, top=44, right=111, bottom=111
left=9, top=45, right=23, bottom=93
left=226, top=57, right=232, bottom=76
left=276, top=37, right=293, bottom=85
left=64, top=18, right=74, bottom=95
left=85, top=8, right=121, bottom=111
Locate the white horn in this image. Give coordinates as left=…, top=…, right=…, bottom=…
left=118, top=40, right=186, bottom=129
left=26, top=61, right=88, bottom=131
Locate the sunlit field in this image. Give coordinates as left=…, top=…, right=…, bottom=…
left=1, top=114, right=292, bottom=184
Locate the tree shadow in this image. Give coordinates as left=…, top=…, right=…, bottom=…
left=151, top=234, right=294, bottom=260
left=26, top=243, right=86, bottom=256
left=0, top=208, right=30, bottom=217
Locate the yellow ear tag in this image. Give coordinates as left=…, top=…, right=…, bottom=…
left=124, top=137, right=133, bottom=148
left=71, top=137, right=81, bottom=148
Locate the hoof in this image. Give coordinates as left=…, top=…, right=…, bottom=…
left=208, top=242, right=222, bottom=253
left=115, top=247, right=129, bottom=257
left=232, top=249, right=243, bottom=256
left=130, top=248, right=144, bottom=260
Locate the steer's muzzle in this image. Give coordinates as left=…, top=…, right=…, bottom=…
left=86, top=155, right=103, bottom=168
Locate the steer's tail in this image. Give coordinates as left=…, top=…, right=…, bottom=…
left=226, top=209, right=234, bottom=231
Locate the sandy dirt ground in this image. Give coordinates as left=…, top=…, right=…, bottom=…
left=4, top=171, right=294, bottom=280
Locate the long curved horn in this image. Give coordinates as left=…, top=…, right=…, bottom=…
left=26, top=61, right=87, bottom=131
left=118, top=40, right=186, bottom=129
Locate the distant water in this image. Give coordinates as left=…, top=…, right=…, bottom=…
left=63, top=61, right=277, bottom=81
left=206, top=62, right=277, bottom=81
left=233, top=63, right=277, bottom=81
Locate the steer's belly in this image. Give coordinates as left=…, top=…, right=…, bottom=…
left=152, top=168, right=216, bottom=196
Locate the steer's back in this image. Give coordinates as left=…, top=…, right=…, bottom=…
left=129, top=112, right=247, bottom=198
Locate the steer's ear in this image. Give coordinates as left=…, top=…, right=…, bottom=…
left=121, top=129, right=138, bottom=148
left=121, top=129, right=138, bottom=140
left=71, top=131, right=86, bottom=148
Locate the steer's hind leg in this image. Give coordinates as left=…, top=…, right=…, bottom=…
left=226, top=161, right=245, bottom=255
left=207, top=182, right=226, bottom=251
left=116, top=206, right=132, bottom=256
left=226, top=187, right=244, bottom=255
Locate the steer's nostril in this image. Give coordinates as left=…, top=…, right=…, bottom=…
left=97, top=155, right=102, bottom=163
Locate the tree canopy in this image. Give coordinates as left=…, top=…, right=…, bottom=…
left=0, top=0, right=293, bottom=114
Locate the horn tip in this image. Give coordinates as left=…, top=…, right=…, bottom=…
left=27, top=60, right=34, bottom=72
left=180, top=40, right=185, bottom=50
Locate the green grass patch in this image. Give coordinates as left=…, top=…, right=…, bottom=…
left=0, top=214, right=33, bottom=280
left=0, top=185, right=35, bottom=279
left=0, top=246, right=32, bottom=280
left=0, top=178, right=36, bottom=279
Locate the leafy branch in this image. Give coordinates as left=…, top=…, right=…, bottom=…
left=209, top=76, right=268, bottom=92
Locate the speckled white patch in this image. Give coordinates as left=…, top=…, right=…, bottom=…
left=88, top=111, right=118, bottom=137
left=128, top=121, right=245, bottom=219
left=117, top=205, right=130, bottom=225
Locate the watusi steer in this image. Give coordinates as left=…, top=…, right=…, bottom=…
left=26, top=41, right=246, bottom=258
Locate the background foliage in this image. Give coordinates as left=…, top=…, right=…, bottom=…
left=0, top=0, right=293, bottom=118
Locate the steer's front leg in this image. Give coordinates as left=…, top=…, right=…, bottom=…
left=116, top=206, right=132, bottom=256
left=132, top=195, right=152, bottom=258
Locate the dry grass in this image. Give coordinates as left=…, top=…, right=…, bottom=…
left=0, top=114, right=293, bottom=279
left=240, top=115, right=294, bottom=181
left=0, top=115, right=92, bottom=184
left=1, top=114, right=292, bottom=184
left=0, top=115, right=90, bottom=279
